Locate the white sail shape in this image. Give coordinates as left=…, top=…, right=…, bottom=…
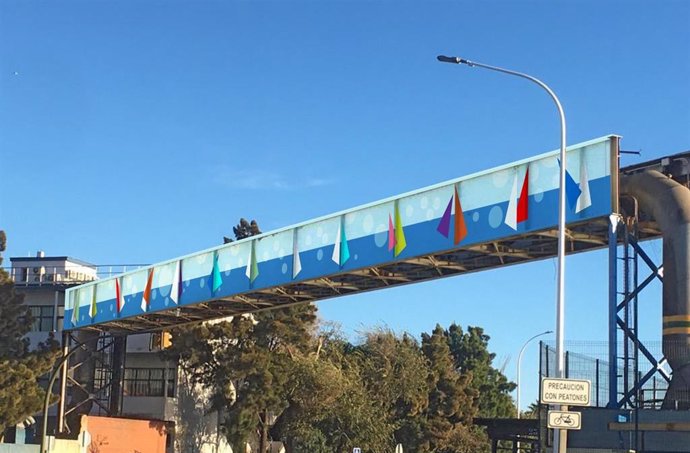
left=576, top=157, right=592, bottom=213
left=170, top=261, right=180, bottom=304
left=504, top=170, right=518, bottom=230
left=292, top=231, right=302, bottom=278
left=245, top=247, right=252, bottom=279
left=331, top=222, right=341, bottom=265
left=71, top=290, right=79, bottom=323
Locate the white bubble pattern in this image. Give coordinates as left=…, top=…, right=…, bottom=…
left=362, top=214, right=374, bottom=234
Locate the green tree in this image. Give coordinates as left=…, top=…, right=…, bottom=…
left=169, top=303, right=318, bottom=453
left=167, top=218, right=317, bottom=453
left=272, top=328, right=428, bottom=453
left=0, top=231, right=58, bottom=434
left=521, top=401, right=541, bottom=419
left=420, top=324, right=479, bottom=453
left=273, top=345, right=394, bottom=453
left=446, top=324, right=517, bottom=419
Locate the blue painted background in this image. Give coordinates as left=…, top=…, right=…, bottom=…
left=65, top=136, right=616, bottom=330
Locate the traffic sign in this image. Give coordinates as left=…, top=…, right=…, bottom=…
left=353, top=448, right=361, bottom=453
left=541, top=378, right=591, bottom=406
left=547, top=410, right=582, bottom=430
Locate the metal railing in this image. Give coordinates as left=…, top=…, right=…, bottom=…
left=2, top=264, right=148, bottom=286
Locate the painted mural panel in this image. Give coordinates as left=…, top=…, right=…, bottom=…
left=65, top=136, right=617, bottom=330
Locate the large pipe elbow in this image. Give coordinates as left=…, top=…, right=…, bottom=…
left=620, top=170, right=690, bottom=408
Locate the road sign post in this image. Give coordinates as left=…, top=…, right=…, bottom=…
left=541, top=377, right=591, bottom=406
left=547, top=410, right=582, bottom=430
left=540, top=377, right=590, bottom=451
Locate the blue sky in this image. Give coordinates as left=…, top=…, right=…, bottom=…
left=1, top=1, right=689, bottom=411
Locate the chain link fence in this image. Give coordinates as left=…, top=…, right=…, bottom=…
left=539, top=340, right=671, bottom=409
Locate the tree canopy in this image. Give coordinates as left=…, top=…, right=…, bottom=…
left=0, top=230, right=58, bottom=433
left=165, top=219, right=516, bottom=452
left=169, top=319, right=515, bottom=452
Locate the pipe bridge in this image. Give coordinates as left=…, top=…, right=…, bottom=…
left=66, top=135, right=623, bottom=335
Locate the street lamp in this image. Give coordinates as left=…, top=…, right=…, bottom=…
left=437, top=54, right=568, bottom=453
left=517, top=330, right=553, bottom=418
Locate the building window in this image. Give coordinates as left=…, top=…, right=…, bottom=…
left=28, top=306, right=54, bottom=332
left=124, top=368, right=175, bottom=397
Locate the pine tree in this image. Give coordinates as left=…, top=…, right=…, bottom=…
left=0, top=230, right=58, bottom=433
left=421, top=325, right=478, bottom=450
left=446, top=324, right=517, bottom=419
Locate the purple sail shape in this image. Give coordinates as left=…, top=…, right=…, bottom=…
left=437, top=196, right=453, bottom=238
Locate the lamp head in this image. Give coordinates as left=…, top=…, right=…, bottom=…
left=437, top=55, right=460, bottom=64
left=437, top=55, right=472, bottom=66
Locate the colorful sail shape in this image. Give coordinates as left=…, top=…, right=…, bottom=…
left=331, top=218, right=351, bottom=266
left=517, top=168, right=529, bottom=224
left=292, top=230, right=302, bottom=279
left=331, top=223, right=341, bottom=264
left=211, top=251, right=222, bottom=293
left=557, top=158, right=582, bottom=210
left=245, top=241, right=259, bottom=283
left=453, top=186, right=468, bottom=245
left=141, top=268, right=154, bottom=312
left=437, top=196, right=452, bottom=238
left=505, top=167, right=528, bottom=230
left=71, top=289, right=80, bottom=325
left=394, top=201, right=407, bottom=257
left=575, top=157, right=592, bottom=213
left=115, top=277, right=124, bottom=313
left=90, top=285, right=98, bottom=318
left=388, top=214, right=396, bottom=251
left=170, top=261, right=181, bottom=304
left=504, top=170, right=519, bottom=230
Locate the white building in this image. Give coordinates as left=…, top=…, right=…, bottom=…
left=8, top=252, right=234, bottom=453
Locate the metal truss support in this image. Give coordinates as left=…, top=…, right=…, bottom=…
left=608, top=213, right=670, bottom=409
left=54, top=332, right=124, bottom=436
left=108, top=336, right=127, bottom=416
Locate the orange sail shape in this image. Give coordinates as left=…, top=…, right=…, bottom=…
left=141, top=268, right=154, bottom=311
left=453, top=186, right=468, bottom=244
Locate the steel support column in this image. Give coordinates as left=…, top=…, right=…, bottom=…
left=108, top=336, right=127, bottom=415
left=609, top=209, right=670, bottom=409
left=608, top=214, right=621, bottom=407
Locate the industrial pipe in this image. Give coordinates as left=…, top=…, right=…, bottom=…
left=620, top=170, right=690, bottom=409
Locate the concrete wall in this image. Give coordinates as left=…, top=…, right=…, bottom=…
left=0, top=446, right=39, bottom=453
left=17, top=287, right=64, bottom=348
left=125, top=334, right=154, bottom=353
left=0, top=438, right=82, bottom=453
left=173, top=371, right=232, bottom=453
left=567, top=407, right=690, bottom=452
left=84, top=416, right=167, bottom=453
left=52, top=438, right=82, bottom=453
left=122, top=397, right=176, bottom=421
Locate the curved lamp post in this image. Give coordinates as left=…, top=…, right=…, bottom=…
left=40, top=342, right=86, bottom=453
left=517, top=330, right=553, bottom=418
left=437, top=54, right=568, bottom=453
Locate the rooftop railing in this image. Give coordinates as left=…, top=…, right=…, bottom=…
left=2, top=265, right=149, bottom=286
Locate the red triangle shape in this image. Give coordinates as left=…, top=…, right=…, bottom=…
left=517, top=168, right=529, bottom=223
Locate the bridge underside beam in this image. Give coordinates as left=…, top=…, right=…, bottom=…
left=78, top=216, right=654, bottom=336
